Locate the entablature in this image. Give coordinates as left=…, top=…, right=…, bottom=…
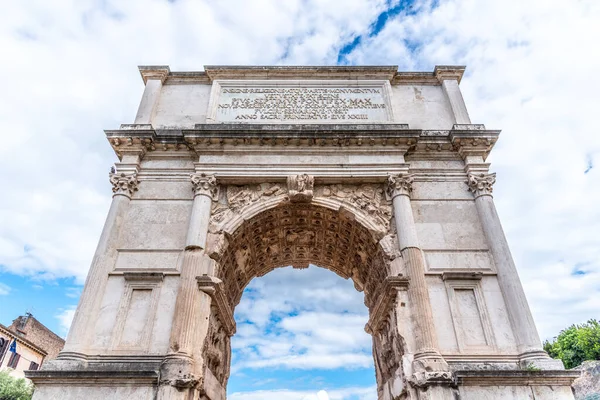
left=105, top=123, right=499, bottom=162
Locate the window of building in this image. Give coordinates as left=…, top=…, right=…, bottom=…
left=7, top=352, right=20, bottom=368
left=29, top=361, right=39, bottom=370
left=0, top=338, right=7, bottom=362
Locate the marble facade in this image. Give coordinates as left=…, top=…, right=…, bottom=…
left=27, top=65, right=578, bottom=399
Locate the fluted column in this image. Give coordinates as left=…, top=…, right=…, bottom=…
left=168, top=173, right=218, bottom=358
left=62, top=171, right=139, bottom=356
left=466, top=172, right=554, bottom=364
left=386, top=174, right=447, bottom=371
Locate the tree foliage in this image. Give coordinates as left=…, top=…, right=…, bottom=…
left=543, top=319, right=600, bottom=369
left=0, top=370, right=33, bottom=400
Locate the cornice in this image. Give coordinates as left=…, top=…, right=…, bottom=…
left=104, top=124, right=500, bottom=160
left=434, top=65, right=466, bottom=84
left=138, top=65, right=170, bottom=85
left=136, top=65, right=467, bottom=85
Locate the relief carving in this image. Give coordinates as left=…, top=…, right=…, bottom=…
left=319, top=184, right=392, bottom=232
left=216, top=204, right=388, bottom=309
left=203, top=307, right=231, bottom=387
left=373, top=310, right=406, bottom=390
left=210, top=183, right=286, bottom=230
left=287, top=174, right=314, bottom=202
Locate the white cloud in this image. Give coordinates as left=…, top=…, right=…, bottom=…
left=342, top=0, right=600, bottom=340
left=0, top=283, right=11, bottom=296
left=1, top=2, right=599, bottom=398
left=229, top=386, right=376, bottom=400
left=232, top=267, right=373, bottom=373
left=55, top=305, right=77, bottom=338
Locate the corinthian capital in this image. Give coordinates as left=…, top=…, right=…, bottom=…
left=386, top=174, right=414, bottom=199
left=109, top=172, right=139, bottom=198
left=466, top=173, right=496, bottom=198
left=191, top=173, right=218, bottom=199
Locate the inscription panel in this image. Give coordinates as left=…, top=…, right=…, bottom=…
left=208, top=80, right=393, bottom=123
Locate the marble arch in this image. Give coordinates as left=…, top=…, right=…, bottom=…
left=28, top=66, right=579, bottom=400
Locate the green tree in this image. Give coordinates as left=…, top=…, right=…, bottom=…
left=0, top=370, right=33, bottom=400
left=543, top=319, right=600, bottom=369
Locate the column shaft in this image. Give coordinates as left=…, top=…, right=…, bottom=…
left=168, top=173, right=217, bottom=358
left=474, top=194, right=542, bottom=354
left=387, top=175, right=447, bottom=371
left=63, top=181, right=136, bottom=354
left=392, top=194, right=439, bottom=356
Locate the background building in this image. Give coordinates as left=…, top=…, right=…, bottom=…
left=0, top=313, right=65, bottom=379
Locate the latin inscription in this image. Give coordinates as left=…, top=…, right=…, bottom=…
left=215, top=86, right=389, bottom=123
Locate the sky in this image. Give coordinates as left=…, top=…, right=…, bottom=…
left=0, top=0, right=599, bottom=398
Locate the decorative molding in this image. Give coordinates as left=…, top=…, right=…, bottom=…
left=123, top=272, right=165, bottom=282
left=466, top=173, right=496, bottom=198
left=410, top=371, right=456, bottom=388
left=386, top=173, right=414, bottom=199
left=434, top=65, right=466, bottom=84
left=110, top=276, right=162, bottom=353
left=454, top=370, right=580, bottom=386
left=196, top=275, right=236, bottom=336
left=109, top=172, right=139, bottom=198
left=442, top=272, right=483, bottom=281
left=191, top=173, right=219, bottom=199
left=445, top=279, right=496, bottom=352
left=365, top=276, right=410, bottom=334
left=287, top=174, right=314, bottom=202
left=138, top=65, right=170, bottom=84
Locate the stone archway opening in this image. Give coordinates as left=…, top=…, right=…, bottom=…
left=203, top=201, right=408, bottom=399
left=227, top=265, right=377, bottom=398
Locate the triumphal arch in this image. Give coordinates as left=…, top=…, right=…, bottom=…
left=28, top=66, right=579, bottom=399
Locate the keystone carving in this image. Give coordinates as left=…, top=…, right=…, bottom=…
left=466, top=172, right=496, bottom=198
left=287, top=174, right=314, bottom=202
left=386, top=174, right=414, bottom=199
left=109, top=172, right=139, bottom=198
left=191, top=173, right=218, bottom=199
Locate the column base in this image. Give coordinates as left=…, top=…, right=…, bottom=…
left=518, top=350, right=565, bottom=370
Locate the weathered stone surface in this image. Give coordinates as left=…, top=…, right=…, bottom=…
left=572, top=361, right=600, bottom=400
left=29, top=65, right=575, bottom=400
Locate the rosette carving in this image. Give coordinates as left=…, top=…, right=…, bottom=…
left=109, top=172, right=139, bottom=198
left=191, top=173, right=218, bottom=199
left=466, top=173, right=496, bottom=198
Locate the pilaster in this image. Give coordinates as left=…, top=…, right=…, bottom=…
left=435, top=66, right=471, bottom=125
left=134, top=66, right=170, bottom=125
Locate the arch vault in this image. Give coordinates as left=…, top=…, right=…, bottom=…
left=28, top=66, right=578, bottom=400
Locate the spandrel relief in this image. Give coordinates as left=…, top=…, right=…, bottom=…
left=317, top=184, right=393, bottom=232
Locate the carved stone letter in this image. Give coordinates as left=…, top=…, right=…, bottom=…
left=109, top=172, right=139, bottom=198
left=191, top=173, right=218, bottom=199
left=287, top=174, right=314, bottom=202
left=466, top=172, right=496, bottom=198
